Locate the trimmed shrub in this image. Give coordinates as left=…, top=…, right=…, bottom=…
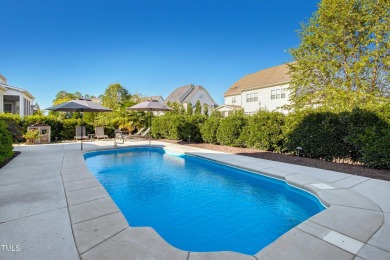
left=285, top=111, right=349, bottom=161
left=358, top=127, right=390, bottom=169
left=216, top=112, right=247, bottom=146
left=0, top=113, right=23, bottom=142
left=178, top=115, right=206, bottom=142
left=0, top=120, right=13, bottom=163
left=152, top=114, right=206, bottom=142
left=241, top=110, right=285, bottom=152
left=152, top=114, right=182, bottom=140
left=200, top=111, right=222, bottom=144
left=344, top=107, right=390, bottom=168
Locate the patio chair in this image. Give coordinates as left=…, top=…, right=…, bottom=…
left=125, top=127, right=150, bottom=141
left=94, top=127, right=108, bottom=140
left=74, top=126, right=89, bottom=140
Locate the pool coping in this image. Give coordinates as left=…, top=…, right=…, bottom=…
left=2, top=141, right=388, bottom=260
left=58, top=141, right=390, bottom=260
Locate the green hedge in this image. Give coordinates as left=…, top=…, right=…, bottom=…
left=177, top=115, right=206, bottom=142
left=200, top=111, right=222, bottom=144
left=241, top=110, right=285, bottom=152
left=1, top=104, right=389, bottom=169
left=0, top=113, right=23, bottom=142
left=152, top=114, right=182, bottom=140
left=152, top=114, right=206, bottom=142
left=344, top=108, right=390, bottom=168
left=0, top=120, right=13, bottom=163
left=216, top=112, right=247, bottom=146
left=284, top=108, right=390, bottom=168
left=285, top=111, right=350, bottom=161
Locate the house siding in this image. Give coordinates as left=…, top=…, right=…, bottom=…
left=241, top=84, right=290, bottom=114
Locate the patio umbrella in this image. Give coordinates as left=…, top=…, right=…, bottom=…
left=127, top=100, right=173, bottom=145
left=45, top=99, right=112, bottom=150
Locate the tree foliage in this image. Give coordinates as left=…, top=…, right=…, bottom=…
left=97, top=84, right=146, bottom=131
left=186, top=102, right=193, bottom=115
left=0, top=120, right=14, bottom=163
left=195, top=100, right=202, bottom=115
left=216, top=111, right=247, bottom=147
left=288, top=0, right=390, bottom=111
left=200, top=110, right=222, bottom=144
left=101, top=83, right=132, bottom=110
left=240, top=110, right=285, bottom=152
left=203, top=103, right=209, bottom=117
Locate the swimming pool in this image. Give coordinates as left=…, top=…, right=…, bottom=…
left=84, top=147, right=325, bottom=255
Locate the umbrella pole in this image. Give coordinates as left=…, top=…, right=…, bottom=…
left=81, top=111, right=83, bottom=150
left=149, top=111, right=151, bottom=145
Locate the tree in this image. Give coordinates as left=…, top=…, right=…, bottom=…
left=51, top=91, right=94, bottom=119
left=288, top=0, right=390, bottom=112
left=203, top=104, right=209, bottom=116
left=101, top=83, right=131, bottom=110
left=195, top=100, right=202, bottom=115
left=52, top=91, right=76, bottom=105
left=187, top=102, right=193, bottom=115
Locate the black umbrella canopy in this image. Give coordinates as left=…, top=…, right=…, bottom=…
left=45, top=99, right=112, bottom=112
left=127, top=100, right=173, bottom=145
left=127, top=100, right=174, bottom=112
left=45, top=99, right=112, bottom=150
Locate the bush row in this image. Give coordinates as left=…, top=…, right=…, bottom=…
left=152, top=107, right=390, bottom=169
left=0, top=113, right=116, bottom=142
left=152, top=114, right=207, bottom=142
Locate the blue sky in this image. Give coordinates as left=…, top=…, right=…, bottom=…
left=0, top=0, right=319, bottom=109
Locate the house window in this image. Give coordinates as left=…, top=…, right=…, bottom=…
left=199, top=94, right=203, bottom=98
left=271, top=88, right=287, bottom=100
left=246, top=93, right=258, bottom=102
left=232, top=97, right=236, bottom=104
left=281, top=88, right=287, bottom=99
left=4, top=103, right=13, bottom=113
left=276, top=89, right=281, bottom=99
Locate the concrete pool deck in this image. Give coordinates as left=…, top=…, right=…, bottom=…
left=0, top=140, right=389, bottom=260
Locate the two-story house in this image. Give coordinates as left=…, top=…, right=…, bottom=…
left=165, top=84, right=218, bottom=111
left=0, top=74, right=35, bottom=116
left=216, top=63, right=291, bottom=117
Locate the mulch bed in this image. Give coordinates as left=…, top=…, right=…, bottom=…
left=0, top=151, right=21, bottom=169
left=159, top=139, right=390, bottom=181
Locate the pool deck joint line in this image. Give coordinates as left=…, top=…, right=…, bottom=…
left=0, top=140, right=389, bottom=260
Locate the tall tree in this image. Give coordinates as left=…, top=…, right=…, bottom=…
left=52, top=91, right=76, bottom=105
left=101, top=83, right=132, bottom=110
left=195, top=100, right=202, bottom=115
left=187, top=102, right=193, bottom=115
left=203, top=103, right=209, bottom=117
left=288, top=0, right=390, bottom=111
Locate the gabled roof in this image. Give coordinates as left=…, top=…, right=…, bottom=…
left=0, top=84, right=35, bottom=99
left=224, top=63, right=291, bottom=97
left=215, top=104, right=243, bottom=111
left=165, top=84, right=195, bottom=103
left=0, top=73, right=6, bottom=83
left=165, top=84, right=217, bottom=105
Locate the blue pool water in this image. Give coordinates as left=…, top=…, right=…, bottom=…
left=84, top=148, right=325, bottom=255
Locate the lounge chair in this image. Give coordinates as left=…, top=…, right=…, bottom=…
left=125, top=127, right=150, bottom=141
left=94, top=127, right=108, bottom=140
left=74, top=126, right=89, bottom=140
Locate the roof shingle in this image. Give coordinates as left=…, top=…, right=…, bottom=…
left=224, top=63, right=291, bottom=96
